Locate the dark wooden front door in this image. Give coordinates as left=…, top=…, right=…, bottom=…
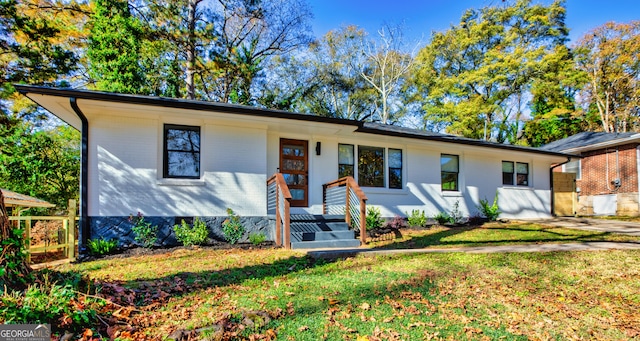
left=280, top=139, right=308, bottom=207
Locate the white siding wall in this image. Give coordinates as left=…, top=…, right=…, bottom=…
left=88, top=113, right=554, bottom=219
left=89, top=115, right=267, bottom=217
left=265, top=135, right=553, bottom=219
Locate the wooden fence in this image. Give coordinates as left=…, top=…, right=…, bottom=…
left=8, top=199, right=77, bottom=264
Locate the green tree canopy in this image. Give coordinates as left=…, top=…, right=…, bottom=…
left=575, top=20, right=640, bottom=133
left=87, top=0, right=147, bottom=94
left=412, top=0, right=571, bottom=142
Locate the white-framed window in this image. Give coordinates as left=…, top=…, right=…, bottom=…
left=502, top=161, right=529, bottom=186
left=338, top=143, right=403, bottom=189
left=163, top=124, right=201, bottom=179
left=563, top=160, right=581, bottom=180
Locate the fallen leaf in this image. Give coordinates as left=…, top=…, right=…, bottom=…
left=298, top=325, right=309, bottom=331
left=360, top=302, right=371, bottom=311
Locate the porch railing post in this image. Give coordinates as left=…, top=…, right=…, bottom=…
left=345, top=181, right=351, bottom=227
left=275, top=184, right=282, bottom=246
left=25, top=217, right=31, bottom=263
left=283, top=199, right=290, bottom=249
left=322, top=184, right=327, bottom=214
left=360, top=199, right=367, bottom=244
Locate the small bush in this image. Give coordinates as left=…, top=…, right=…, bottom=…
left=249, top=232, right=267, bottom=245
left=129, top=212, right=158, bottom=248
left=87, top=238, right=118, bottom=256
left=478, top=194, right=500, bottom=221
left=366, top=206, right=384, bottom=230
left=1, top=281, right=97, bottom=333
left=406, top=209, right=428, bottom=227
left=386, top=215, right=407, bottom=230
left=173, top=217, right=209, bottom=247
left=450, top=200, right=463, bottom=224
left=222, top=208, right=245, bottom=244
left=433, top=211, right=453, bottom=225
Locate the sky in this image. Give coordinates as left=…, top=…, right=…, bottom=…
left=306, top=0, right=640, bottom=46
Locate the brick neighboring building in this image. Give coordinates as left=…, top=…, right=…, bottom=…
left=542, top=132, right=640, bottom=216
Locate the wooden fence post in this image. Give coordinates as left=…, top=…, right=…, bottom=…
left=25, top=217, right=31, bottom=263
left=67, top=199, right=76, bottom=261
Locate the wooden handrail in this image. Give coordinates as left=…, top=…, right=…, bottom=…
left=267, top=173, right=292, bottom=249
left=322, top=176, right=368, bottom=244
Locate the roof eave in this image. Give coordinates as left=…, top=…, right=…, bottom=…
left=14, top=84, right=364, bottom=129
left=355, top=125, right=579, bottom=159
left=17, top=84, right=578, bottom=160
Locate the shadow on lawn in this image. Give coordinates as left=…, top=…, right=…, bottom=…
left=94, top=251, right=343, bottom=307
left=373, top=223, right=615, bottom=250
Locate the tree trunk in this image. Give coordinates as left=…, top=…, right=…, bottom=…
left=185, top=0, right=199, bottom=100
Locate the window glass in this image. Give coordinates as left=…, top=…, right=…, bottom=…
left=338, top=144, right=354, bottom=178
left=358, top=146, right=385, bottom=187
left=164, top=125, right=200, bottom=178
left=441, top=154, right=459, bottom=191
left=516, top=162, right=529, bottom=186
left=502, top=161, right=514, bottom=185
left=388, top=148, right=402, bottom=189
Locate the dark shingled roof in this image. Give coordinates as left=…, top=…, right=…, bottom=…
left=540, top=131, right=638, bottom=153
left=15, top=84, right=573, bottom=158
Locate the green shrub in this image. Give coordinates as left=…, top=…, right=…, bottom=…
left=366, top=206, right=384, bottom=230
left=0, top=226, right=34, bottom=290
left=406, top=209, right=427, bottom=227
left=478, top=194, right=500, bottom=221
left=435, top=200, right=464, bottom=225
left=87, top=238, right=118, bottom=256
left=433, top=211, right=453, bottom=225
left=173, top=217, right=209, bottom=247
left=222, top=208, right=245, bottom=244
left=0, top=281, right=97, bottom=333
left=129, top=212, right=158, bottom=248
left=249, top=232, right=267, bottom=245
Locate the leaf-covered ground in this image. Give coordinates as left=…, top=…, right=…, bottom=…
left=60, top=224, right=640, bottom=340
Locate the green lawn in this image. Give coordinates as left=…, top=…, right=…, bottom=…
left=368, top=222, right=640, bottom=249
left=57, top=223, right=640, bottom=340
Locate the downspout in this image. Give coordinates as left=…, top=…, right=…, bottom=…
left=549, top=157, right=572, bottom=217
left=70, top=98, right=89, bottom=256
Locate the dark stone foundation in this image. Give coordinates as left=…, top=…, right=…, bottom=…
left=89, top=216, right=275, bottom=248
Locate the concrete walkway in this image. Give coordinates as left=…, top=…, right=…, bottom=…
left=308, top=217, right=640, bottom=259
left=308, top=241, right=640, bottom=259
left=520, top=217, right=640, bottom=236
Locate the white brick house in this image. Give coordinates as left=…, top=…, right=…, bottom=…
left=17, top=85, right=572, bottom=250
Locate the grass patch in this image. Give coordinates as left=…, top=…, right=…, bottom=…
left=57, top=242, right=640, bottom=340
left=368, top=222, right=640, bottom=249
